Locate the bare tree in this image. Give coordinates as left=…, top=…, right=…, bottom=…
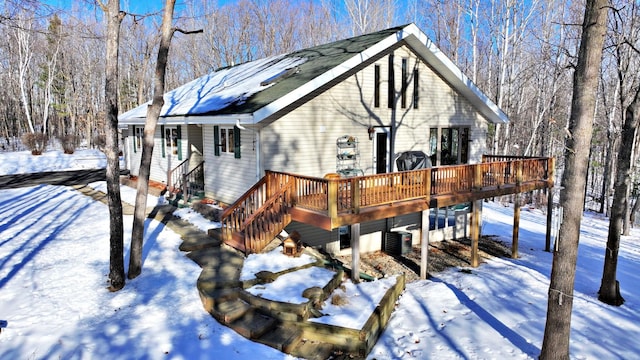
left=540, top=0, right=609, bottom=358
left=343, top=0, right=396, bottom=36
left=128, top=0, right=202, bottom=279
left=598, top=0, right=640, bottom=306
left=98, top=0, right=126, bottom=292
left=13, top=13, right=35, bottom=133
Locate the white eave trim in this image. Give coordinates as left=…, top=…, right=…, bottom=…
left=118, top=113, right=255, bottom=126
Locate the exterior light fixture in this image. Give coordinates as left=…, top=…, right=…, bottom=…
left=368, top=126, right=375, bottom=140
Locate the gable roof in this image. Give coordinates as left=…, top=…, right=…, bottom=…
left=118, top=23, right=508, bottom=126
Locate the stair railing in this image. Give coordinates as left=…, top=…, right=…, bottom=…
left=167, top=158, right=190, bottom=192
left=219, top=171, right=294, bottom=254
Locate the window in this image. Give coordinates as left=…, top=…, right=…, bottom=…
left=164, top=127, right=179, bottom=155
left=401, top=58, right=408, bottom=108
left=374, top=64, right=380, bottom=108
left=214, top=125, right=241, bottom=158
left=429, top=127, right=469, bottom=166
left=388, top=54, right=395, bottom=109
left=413, top=69, right=419, bottom=109
left=160, top=125, right=182, bottom=159
left=220, top=127, right=234, bottom=154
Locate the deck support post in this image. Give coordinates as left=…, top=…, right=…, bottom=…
left=545, top=189, right=553, bottom=252
left=444, top=207, right=449, bottom=228
left=544, top=157, right=555, bottom=252
left=350, top=223, right=361, bottom=283
left=512, top=193, right=521, bottom=258
left=470, top=200, right=481, bottom=267
left=421, top=208, right=430, bottom=279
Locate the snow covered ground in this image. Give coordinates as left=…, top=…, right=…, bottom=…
left=0, top=150, right=639, bottom=359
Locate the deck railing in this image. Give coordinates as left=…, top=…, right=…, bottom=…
left=217, top=157, right=554, bottom=254
left=268, top=157, right=552, bottom=215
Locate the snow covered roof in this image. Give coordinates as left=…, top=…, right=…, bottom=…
left=118, top=23, right=508, bottom=126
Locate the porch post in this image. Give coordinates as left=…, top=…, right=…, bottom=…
left=350, top=223, right=361, bottom=283
left=470, top=199, right=481, bottom=267
left=421, top=208, right=430, bottom=279
left=512, top=193, right=521, bottom=258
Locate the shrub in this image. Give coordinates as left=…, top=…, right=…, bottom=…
left=331, top=293, right=349, bottom=306
left=21, top=132, right=48, bottom=155
left=58, top=134, right=78, bottom=154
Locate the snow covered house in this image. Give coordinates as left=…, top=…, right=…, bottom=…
left=119, top=24, right=540, bottom=264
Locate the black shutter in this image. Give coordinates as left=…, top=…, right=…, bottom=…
left=214, top=125, right=220, bottom=156
left=176, top=125, right=182, bottom=160
left=160, top=125, right=165, bottom=158
left=234, top=125, right=241, bottom=159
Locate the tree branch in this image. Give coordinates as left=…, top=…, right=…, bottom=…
left=174, top=28, right=204, bottom=36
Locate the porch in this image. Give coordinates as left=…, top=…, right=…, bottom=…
left=211, top=155, right=555, bottom=280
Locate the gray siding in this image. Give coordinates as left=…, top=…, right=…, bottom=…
left=260, top=44, right=490, bottom=178
left=202, top=125, right=258, bottom=205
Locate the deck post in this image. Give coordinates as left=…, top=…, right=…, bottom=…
left=350, top=177, right=360, bottom=214
left=512, top=193, right=521, bottom=258
left=470, top=199, right=481, bottom=267
left=325, top=174, right=339, bottom=225
left=545, top=158, right=555, bottom=252
left=350, top=223, right=361, bottom=283
left=421, top=208, right=430, bottom=279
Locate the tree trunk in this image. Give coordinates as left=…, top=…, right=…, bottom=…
left=103, top=0, right=125, bottom=292
left=540, top=1, right=608, bottom=359
left=598, top=95, right=639, bottom=306
left=128, top=0, right=177, bottom=279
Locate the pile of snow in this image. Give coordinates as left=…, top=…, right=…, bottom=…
left=311, top=276, right=398, bottom=330
left=246, top=267, right=337, bottom=304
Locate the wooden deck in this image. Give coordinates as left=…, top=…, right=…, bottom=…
left=213, top=156, right=555, bottom=256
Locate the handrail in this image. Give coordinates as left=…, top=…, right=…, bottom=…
left=168, top=158, right=190, bottom=191
left=220, top=176, right=269, bottom=220
left=218, top=171, right=296, bottom=254
left=482, top=154, right=546, bottom=162
left=181, top=161, right=204, bottom=200
left=241, top=180, right=294, bottom=253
